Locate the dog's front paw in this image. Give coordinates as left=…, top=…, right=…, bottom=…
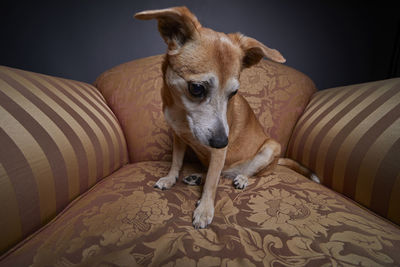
left=183, top=173, right=203, bottom=185
left=154, top=176, right=178, bottom=190
left=233, top=174, right=248, bottom=190
left=192, top=199, right=214, bottom=229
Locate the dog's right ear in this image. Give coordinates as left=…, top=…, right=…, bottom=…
left=134, top=6, right=201, bottom=53
left=229, top=33, right=286, bottom=67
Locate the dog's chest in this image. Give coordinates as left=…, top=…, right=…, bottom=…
left=164, top=107, right=211, bottom=165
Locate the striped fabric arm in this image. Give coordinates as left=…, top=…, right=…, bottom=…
left=0, top=66, right=128, bottom=253
left=287, top=78, right=400, bottom=225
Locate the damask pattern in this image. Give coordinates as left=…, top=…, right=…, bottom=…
left=1, top=162, right=399, bottom=266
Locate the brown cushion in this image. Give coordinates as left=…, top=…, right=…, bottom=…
left=0, top=66, right=129, bottom=254
left=95, top=55, right=316, bottom=163
left=287, top=78, right=400, bottom=225
left=1, top=162, right=399, bottom=265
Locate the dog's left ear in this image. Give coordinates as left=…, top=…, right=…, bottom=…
left=135, top=6, right=201, bottom=53
left=229, top=33, right=286, bottom=67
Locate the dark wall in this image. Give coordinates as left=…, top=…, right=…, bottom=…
left=1, top=0, right=399, bottom=90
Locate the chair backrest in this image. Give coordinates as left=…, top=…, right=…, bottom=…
left=95, top=55, right=316, bottom=163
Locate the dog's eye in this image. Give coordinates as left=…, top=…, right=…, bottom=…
left=229, top=90, right=238, bottom=99
left=188, top=82, right=206, bottom=98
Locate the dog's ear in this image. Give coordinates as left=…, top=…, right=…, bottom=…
left=135, top=6, right=201, bottom=53
left=229, top=33, right=286, bottom=67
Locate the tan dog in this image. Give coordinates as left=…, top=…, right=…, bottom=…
left=135, top=6, right=314, bottom=229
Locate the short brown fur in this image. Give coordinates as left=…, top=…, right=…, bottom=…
left=135, top=6, right=311, bottom=229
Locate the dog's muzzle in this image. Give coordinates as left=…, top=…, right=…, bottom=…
left=208, top=124, right=228, bottom=148
left=209, top=135, right=228, bottom=148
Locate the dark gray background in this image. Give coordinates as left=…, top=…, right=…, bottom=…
left=1, top=0, right=399, bottom=90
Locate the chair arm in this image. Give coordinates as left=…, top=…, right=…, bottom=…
left=286, top=78, right=400, bottom=224
left=0, top=66, right=128, bottom=253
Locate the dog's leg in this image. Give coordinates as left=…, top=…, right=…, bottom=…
left=154, top=134, right=186, bottom=190
left=193, top=148, right=226, bottom=229
left=224, top=139, right=281, bottom=190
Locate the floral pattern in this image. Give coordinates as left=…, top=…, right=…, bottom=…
left=1, top=161, right=400, bottom=266
left=247, top=188, right=340, bottom=238
left=75, top=190, right=172, bottom=248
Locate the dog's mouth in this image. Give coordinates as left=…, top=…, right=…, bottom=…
left=192, top=128, right=228, bottom=149
left=188, top=115, right=229, bottom=149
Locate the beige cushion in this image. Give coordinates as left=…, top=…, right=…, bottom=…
left=1, top=161, right=399, bottom=265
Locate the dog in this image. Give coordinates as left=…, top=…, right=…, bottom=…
left=135, top=6, right=316, bottom=229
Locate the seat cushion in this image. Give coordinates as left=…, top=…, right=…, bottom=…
left=95, top=55, right=316, bottom=163
left=0, top=66, right=129, bottom=254
left=1, top=162, right=399, bottom=266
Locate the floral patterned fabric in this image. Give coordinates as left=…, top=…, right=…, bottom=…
left=94, top=55, right=316, bottom=162
left=1, top=161, right=399, bottom=266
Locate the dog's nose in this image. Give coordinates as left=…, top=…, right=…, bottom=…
left=209, top=135, right=228, bottom=149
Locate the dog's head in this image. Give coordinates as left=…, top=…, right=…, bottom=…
left=135, top=6, right=285, bottom=149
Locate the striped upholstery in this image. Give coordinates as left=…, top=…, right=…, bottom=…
left=287, top=78, right=400, bottom=224
left=0, top=66, right=128, bottom=253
